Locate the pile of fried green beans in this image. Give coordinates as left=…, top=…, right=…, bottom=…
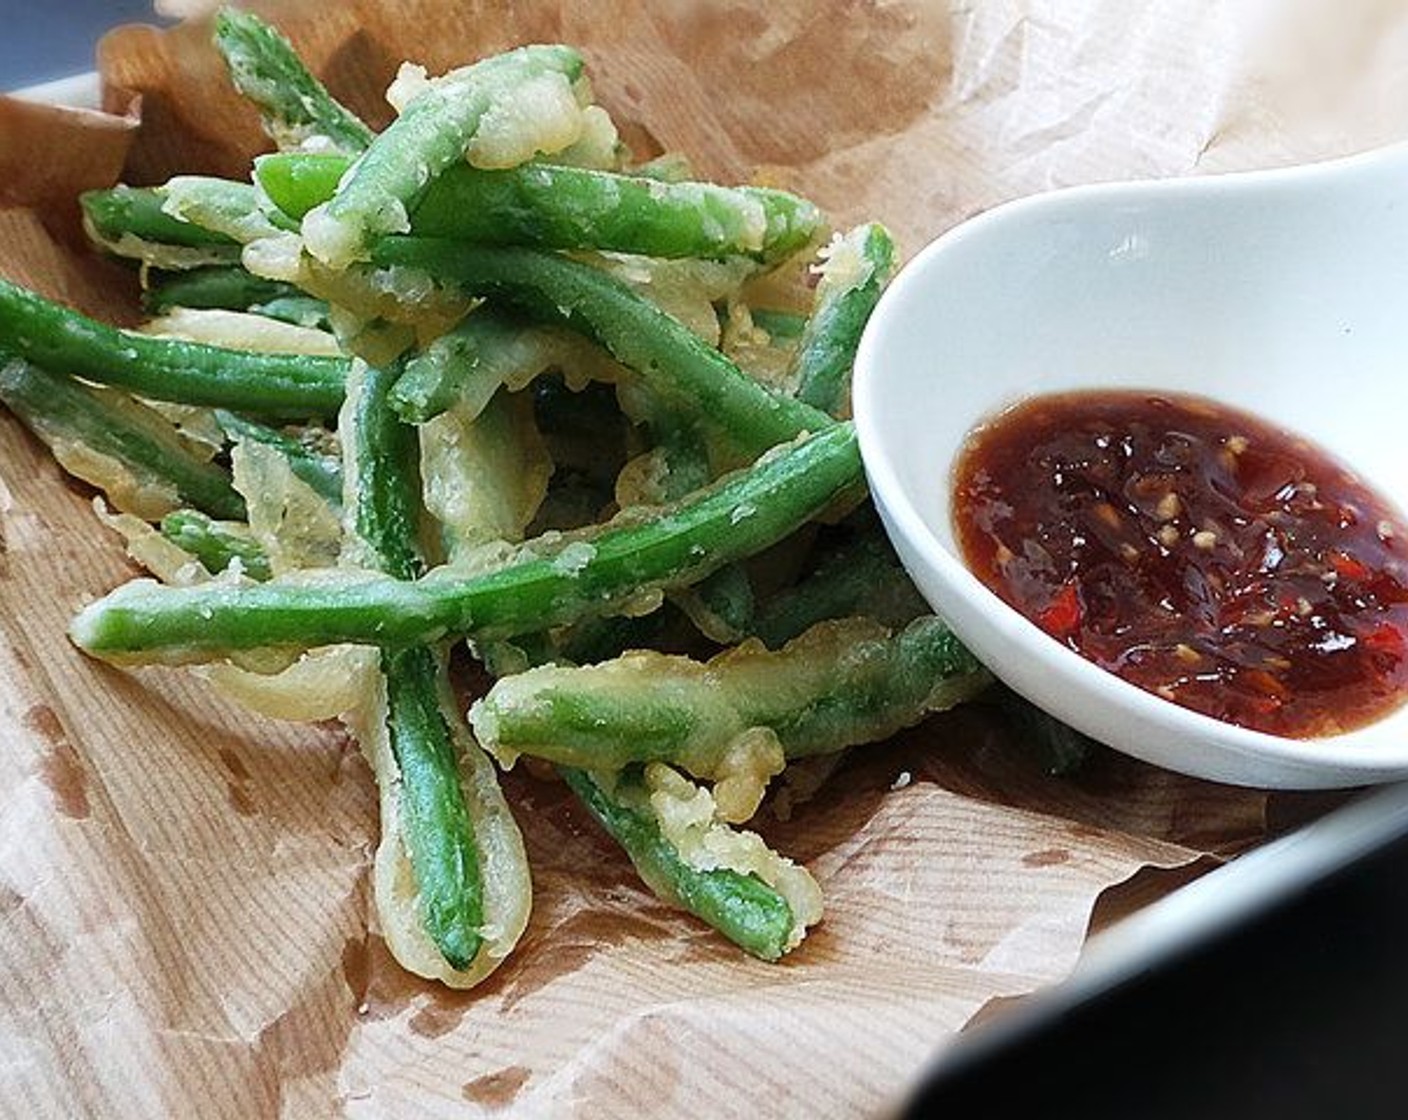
left=0, top=8, right=1097, bottom=985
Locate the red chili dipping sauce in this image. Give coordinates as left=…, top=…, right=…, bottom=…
left=952, top=390, right=1408, bottom=738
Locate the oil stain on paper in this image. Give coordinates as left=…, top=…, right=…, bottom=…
left=26, top=703, right=90, bottom=820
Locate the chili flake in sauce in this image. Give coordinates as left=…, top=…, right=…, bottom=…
left=952, top=390, right=1408, bottom=738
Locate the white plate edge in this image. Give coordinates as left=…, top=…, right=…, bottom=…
left=9, top=71, right=102, bottom=110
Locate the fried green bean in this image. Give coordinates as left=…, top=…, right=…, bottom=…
left=82, top=179, right=295, bottom=271
left=0, top=278, right=346, bottom=417
left=371, top=239, right=833, bottom=458
left=159, top=509, right=272, bottom=580
left=792, top=223, right=895, bottom=415
left=213, top=6, right=374, bottom=152
left=553, top=609, right=678, bottom=668
left=213, top=410, right=343, bottom=506
left=300, top=44, right=584, bottom=267
left=750, top=513, right=1095, bottom=773
left=388, top=306, right=536, bottom=424
left=257, top=151, right=822, bottom=263
left=747, top=307, right=807, bottom=343
left=630, top=151, right=693, bottom=183
left=468, top=614, right=990, bottom=776
left=649, top=411, right=713, bottom=498
left=70, top=423, right=863, bottom=662
left=0, top=355, right=245, bottom=521
left=82, top=185, right=240, bottom=252
left=348, top=361, right=425, bottom=580
left=349, top=360, right=483, bottom=970
left=141, top=266, right=329, bottom=329
left=378, top=645, right=485, bottom=970
left=412, top=163, right=824, bottom=265
left=751, top=515, right=929, bottom=649
left=144, top=266, right=329, bottom=332
left=158, top=176, right=295, bottom=243
left=673, top=564, right=756, bottom=645
left=144, top=266, right=307, bottom=316
left=248, top=295, right=331, bottom=330
left=253, top=152, right=346, bottom=218
left=560, top=765, right=796, bottom=960
left=644, top=409, right=756, bottom=643
left=993, top=685, right=1099, bottom=776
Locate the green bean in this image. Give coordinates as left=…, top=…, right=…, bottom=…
left=751, top=515, right=928, bottom=649
left=371, top=239, right=833, bottom=458
left=748, top=513, right=1094, bottom=774
left=746, top=510, right=1093, bottom=773
left=213, top=410, right=343, bottom=506
left=82, top=185, right=240, bottom=251
left=474, top=629, right=560, bottom=679
left=159, top=509, right=272, bottom=580
left=254, top=152, right=346, bottom=219
left=144, top=266, right=307, bottom=315
left=560, top=766, right=795, bottom=961
left=747, top=307, right=807, bottom=343
left=300, top=44, right=584, bottom=267
left=792, top=223, right=895, bottom=415
left=993, top=685, right=1099, bottom=777
left=646, top=413, right=713, bottom=498
left=0, top=354, right=245, bottom=521
left=468, top=614, right=989, bottom=776
left=378, top=645, right=484, bottom=969
left=349, top=361, right=425, bottom=580
left=553, top=609, right=678, bottom=668
left=0, top=278, right=346, bottom=417
left=249, top=295, right=331, bottom=330
left=672, top=565, right=756, bottom=645
left=476, top=580, right=686, bottom=675
left=389, top=307, right=536, bottom=424
left=82, top=179, right=294, bottom=269
left=158, top=176, right=295, bottom=243
left=257, top=151, right=822, bottom=263
left=213, top=7, right=374, bottom=152
left=143, top=265, right=329, bottom=334
left=350, top=360, right=483, bottom=970
left=70, top=422, right=863, bottom=662
left=644, top=412, right=756, bottom=643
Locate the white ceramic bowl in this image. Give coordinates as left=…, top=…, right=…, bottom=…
left=854, top=142, right=1408, bottom=788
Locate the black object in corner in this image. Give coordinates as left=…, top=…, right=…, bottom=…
left=902, top=783, right=1408, bottom=1120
